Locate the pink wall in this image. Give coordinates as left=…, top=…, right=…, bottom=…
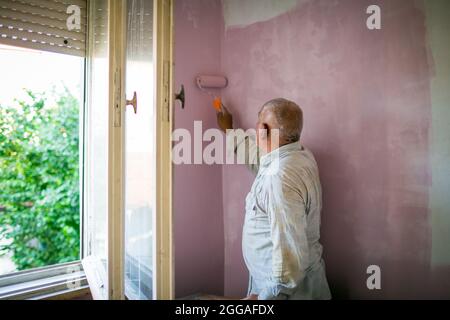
left=173, top=0, right=224, bottom=298
left=221, top=0, right=449, bottom=299
left=174, top=0, right=450, bottom=299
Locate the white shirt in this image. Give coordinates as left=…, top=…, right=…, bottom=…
left=230, top=132, right=332, bottom=300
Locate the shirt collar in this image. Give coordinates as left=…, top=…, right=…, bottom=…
left=259, top=142, right=301, bottom=168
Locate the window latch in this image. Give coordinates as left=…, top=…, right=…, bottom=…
left=126, top=91, right=138, bottom=114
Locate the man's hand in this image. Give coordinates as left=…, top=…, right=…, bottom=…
left=217, top=105, right=233, bottom=132
left=241, top=294, right=258, bottom=300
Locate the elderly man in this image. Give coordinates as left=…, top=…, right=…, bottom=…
left=217, top=98, right=331, bottom=300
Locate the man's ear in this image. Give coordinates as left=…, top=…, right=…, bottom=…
left=258, top=123, right=269, bottom=140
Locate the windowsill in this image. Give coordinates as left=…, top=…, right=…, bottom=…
left=0, top=261, right=88, bottom=300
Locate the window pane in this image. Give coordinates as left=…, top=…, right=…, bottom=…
left=84, top=0, right=109, bottom=292
left=0, top=44, right=84, bottom=275
left=124, top=0, right=155, bottom=300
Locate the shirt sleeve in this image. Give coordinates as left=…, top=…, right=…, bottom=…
left=225, top=129, right=263, bottom=175
left=258, top=173, right=310, bottom=300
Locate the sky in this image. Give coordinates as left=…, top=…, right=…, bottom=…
left=0, top=44, right=84, bottom=107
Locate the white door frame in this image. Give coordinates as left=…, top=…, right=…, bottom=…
left=153, top=0, right=174, bottom=300
left=107, top=0, right=126, bottom=300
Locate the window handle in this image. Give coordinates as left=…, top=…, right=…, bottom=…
left=175, top=85, right=185, bottom=109
left=126, top=91, right=137, bottom=114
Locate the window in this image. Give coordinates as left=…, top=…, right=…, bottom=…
left=0, top=44, right=85, bottom=276
left=0, top=1, right=88, bottom=274
left=0, top=0, right=173, bottom=300
left=81, top=0, right=174, bottom=300
left=0, top=0, right=87, bottom=298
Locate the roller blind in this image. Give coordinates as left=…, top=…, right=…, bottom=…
left=0, top=0, right=87, bottom=56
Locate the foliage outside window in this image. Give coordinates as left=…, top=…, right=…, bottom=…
left=0, top=89, right=80, bottom=271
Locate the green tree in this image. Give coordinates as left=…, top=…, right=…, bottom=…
left=0, top=89, right=80, bottom=270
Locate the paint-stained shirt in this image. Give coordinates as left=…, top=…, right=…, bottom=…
left=231, top=132, right=332, bottom=300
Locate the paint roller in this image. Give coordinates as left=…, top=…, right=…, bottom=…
left=196, top=75, right=228, bottom=112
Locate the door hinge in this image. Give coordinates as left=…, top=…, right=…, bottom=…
left=114, top=68, right=122, bottom=127
left=163, top=60, right=170, bottom=122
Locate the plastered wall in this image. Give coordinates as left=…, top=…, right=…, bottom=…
left=174, top=0, right=450, bottom=299
left=173, top=0, right=224, bottom=298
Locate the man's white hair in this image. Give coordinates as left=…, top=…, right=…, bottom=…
left=261, top=98, right=303, bottom=143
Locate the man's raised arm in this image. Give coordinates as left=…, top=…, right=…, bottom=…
left=217, top=106, right=263, bottom=175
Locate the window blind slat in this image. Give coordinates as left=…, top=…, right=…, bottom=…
left=0, top=0, right=84, bottom=23
left=0, top=34, right=83, bottom=56
left=9, top=0, right=87, bottom=14
left=0, top=0, right=87, bottom=56
left=0, top=7, right=75, bottom=30
left=0, top=25, right=85, bottom=48
left=50, top=0, right=87, bottom=9
left=0, top=17, right=85, bottom=41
